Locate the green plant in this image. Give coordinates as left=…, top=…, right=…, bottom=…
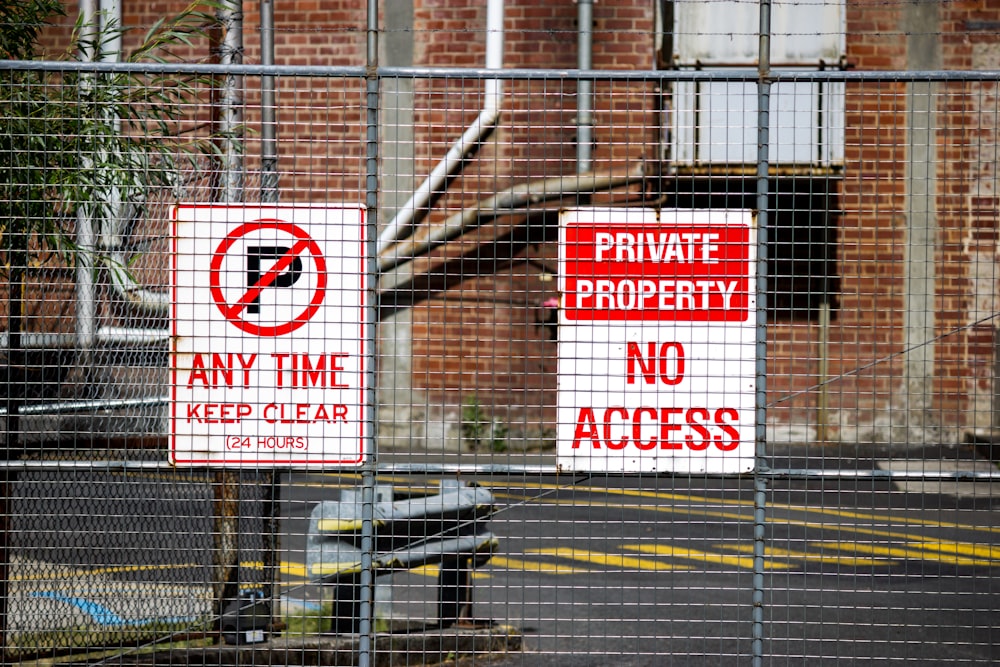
left=0, top=0, right=221, bottom=278
left=281, top=601, right=391, bottom=637
left=460, top=397, right=509, bottom=453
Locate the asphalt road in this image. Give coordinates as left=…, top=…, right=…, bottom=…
left=8, top=456, right=999, bottom=665
left=278, top=466, right=1000, bottom=666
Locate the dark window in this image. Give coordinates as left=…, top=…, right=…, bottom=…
left=658, top=175, right=840, bottom=321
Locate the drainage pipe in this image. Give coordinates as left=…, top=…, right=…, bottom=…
left=100, top=0, right=172, bottom=316
left=76, top=0, right=100, bottom=351
left=260, top=0, right=278, bottom=202
left=104, top=0, right=248, bottom=315
left=0, top=328, right=168, bottom=350
left=378, top=168, right=645, bottom=274
left=376, top=0, right=505, bottom=255
left=215, top=0, right=245, bottom=203
left=576, top=0, right=594, bottom=175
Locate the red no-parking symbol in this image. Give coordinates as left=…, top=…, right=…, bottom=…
left=209, top=220, right=327, bottom=336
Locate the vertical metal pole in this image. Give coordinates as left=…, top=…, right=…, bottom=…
left=817, top=302, right=831, bottom=443
left=752, top=2, right=772, bottom=666
left=0, top=232, right=22, bottom=660
left=257, top=0, right=279, bottom=638
left=260, top=0, right=278, bottom=202
left=76, top=0, right=98, bottom=361
left=359, top=0, right=381, bottom=664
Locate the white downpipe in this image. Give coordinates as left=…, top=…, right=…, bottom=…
left=76, top=0, right=99, bottom=351
left=99, top=0, right=122, bottom=61
left=216, top=0, right=245, bottom=203
left=97, top=0, right=172, bottom=314
left=377, top=0, right=505, bottom=256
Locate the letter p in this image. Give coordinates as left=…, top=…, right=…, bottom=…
left=246, top=246, right=303, bottom=314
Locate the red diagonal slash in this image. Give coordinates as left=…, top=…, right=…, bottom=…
left=209, top=219, right=329, bottom=337
left=221, top=238, right=311, bottom=319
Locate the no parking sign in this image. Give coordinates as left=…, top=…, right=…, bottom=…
left=170, top=204, right=369, bottom=467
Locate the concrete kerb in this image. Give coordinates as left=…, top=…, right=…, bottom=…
left=94, top=624, right=523, bottom=666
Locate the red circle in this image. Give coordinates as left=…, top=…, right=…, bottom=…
left=209, top=220, right=327, bottom=336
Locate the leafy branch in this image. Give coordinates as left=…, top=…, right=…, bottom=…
left=1, top=1, right=223, bottom=276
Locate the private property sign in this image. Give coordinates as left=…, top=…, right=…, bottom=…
left=170, top=204, right=368, bottom=467
left=556, top=208, right=756, bottom=473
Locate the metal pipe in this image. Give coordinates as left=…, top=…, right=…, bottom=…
left=483, top=0, right=504, bottom=110
left=260, top=0, right=278, bottom=202
left=98, top=0, right=122, bottom=58
left=216, top=0, right=245, bottom=203
left=75, top=210, right=97, bottom=350
left=0, top=394, right=168, bottom=418
left=0, top=456, right=992, bottom=480
left=576, top=0, right=593, bottom=175
left=106, top=266, right=169, bottom=313
left=817, top=302, right=831, bottom=443
left=97, top=0, right=127, bottom=276
left=208, top=1, right=246, bottom=644
left=377, top=111, right=499, bottom=257
left=376, top=0, right=505, bottom=255
left=0, top=327, right=169, bottom=349
left=78, top=0, right=98, bottom=61
left=76, top=0, right=99, bottom=352
left=99, top=0, right=172, bottom=316
left=252, top=4, right=280, bottom=633
left=378, top=168, right=645, bottom=273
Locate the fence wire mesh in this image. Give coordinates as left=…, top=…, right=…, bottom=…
left=1, top=1, right=1000, bottom=665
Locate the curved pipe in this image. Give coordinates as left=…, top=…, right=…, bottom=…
left=377, top=0, right=505, bottom=255
left=378, top=167, right=646, bottom=274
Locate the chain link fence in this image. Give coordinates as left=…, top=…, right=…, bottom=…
left=2, top=1, right=1000, bottom=664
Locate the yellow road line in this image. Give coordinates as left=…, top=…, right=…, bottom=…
left=407, top=564, right=491, bottom=580
left=486, top=556, right=592, bottom=575
left=908, top=539, right=1000, bottom=561
left=290, top=474, right=1000, bottom=536
left=281, top=561, right=308, bottom=579
left=505, top=495, right=1000, bottom=562
left=484, top=480, right=1000, bottom=535
left=621, top=543, right=792, bottom=570
left=808, top=541, right=998, bottom=567
left=716, top=543, right=896, bottom=568
left=527, top=547, right=693, bottom=572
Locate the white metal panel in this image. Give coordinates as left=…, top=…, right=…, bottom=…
left=674, top=0, right=844, bottom=65
left=670, top=0, right=845, bottom=167
left=673, top=0, right=760, bottom=64
left=672, top=80, right=844, bottom=165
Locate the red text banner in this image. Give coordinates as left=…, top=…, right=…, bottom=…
left=561, top=222, right=751, bottom=322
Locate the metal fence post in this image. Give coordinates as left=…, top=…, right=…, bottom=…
left=752, top=1, right=773, bottom=666
left=358, top=0, right=381, bottom=664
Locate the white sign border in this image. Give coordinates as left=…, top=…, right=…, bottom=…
left=169, top=203, right=370, bottom=468
left=555, top=207, right=757, bottom=474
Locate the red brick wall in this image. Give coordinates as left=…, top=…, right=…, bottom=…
left=764, top=0, right=1000, bottom=441
left=29, top=1, right=1000, bottom=444
left=407, top=0, right=656, bottom=440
